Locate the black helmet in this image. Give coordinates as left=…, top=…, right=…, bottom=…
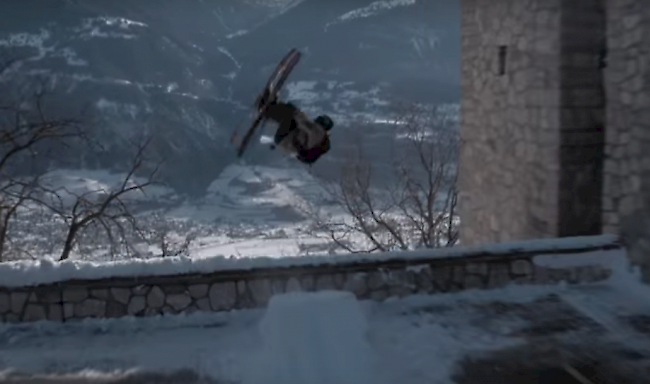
left=315, top=115, right=334, bottom=131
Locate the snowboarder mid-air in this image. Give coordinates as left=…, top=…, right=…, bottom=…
left=233, top=48, right=334, bottom=164
left=255, top=89, right=334, bottom=166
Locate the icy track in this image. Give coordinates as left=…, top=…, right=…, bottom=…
left=0, top=265, right=649, bottom=384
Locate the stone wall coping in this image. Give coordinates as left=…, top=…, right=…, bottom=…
left=0, top=234, right=619, bottom=289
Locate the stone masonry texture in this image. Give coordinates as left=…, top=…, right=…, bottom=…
left=605, top=0, right=650, bottom=280
left=0, top=238, right=620, bottom=324
left=460, top=0, right=650, bottom=279
left=460, top=0, right=564, bottom=244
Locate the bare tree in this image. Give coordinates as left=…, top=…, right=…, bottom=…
left=0, top=51, right=169, bottom=262
left=306, top=103, right=459, bottom=253
left=0, top=89, right=83, bottom=171
left=141, top=212, right=198, bottom=258
left=32, top=137, right=160, bottom=261
left=0, top=55, right=85, bottom=261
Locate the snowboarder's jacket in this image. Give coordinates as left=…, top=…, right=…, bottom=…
left=263, top=101, right=333, bottom=165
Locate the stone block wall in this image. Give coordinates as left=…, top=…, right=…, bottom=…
left=0, top=236, right=620, bottom=323
left=459, top=0, right=563, bottom=245
left=459, top=0, right=649, bottom=258
left=604, top=0, right=650, bottom=281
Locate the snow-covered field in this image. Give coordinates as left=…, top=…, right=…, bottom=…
left=134, top=163, right=354, bottom=258
left=0, top=261, right=649, bottom=384
left=3, top=163, right=377, bottom=262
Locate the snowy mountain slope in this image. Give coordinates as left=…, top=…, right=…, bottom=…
left=223, top=0, right=459, bottom=89
left=0, top=0, right=460, bottom=194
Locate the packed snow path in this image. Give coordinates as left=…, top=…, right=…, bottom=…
left=1, top=275, right=649, bottom=384
left=243, top=291, right=375, bottom=384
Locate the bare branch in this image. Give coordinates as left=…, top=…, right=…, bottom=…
left=23, top=137, right=160, bottom=261
left=0, top=73, right=87, bottom=177
left=0, top=52, right=111, bottom=262
left=307, top=102, right=460, bottom=253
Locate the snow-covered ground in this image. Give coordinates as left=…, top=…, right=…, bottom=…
left=4, top=163, right=377, bottom=262
left=1, top=263, right=649, bottom=383
left=0, top=235, right=620, bottom=288
left=38, top=169, right=178, bottom=206
left=135, top=163, right=353, bottom=258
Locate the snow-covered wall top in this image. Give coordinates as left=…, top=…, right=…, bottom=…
left=0, top=234, right=626, bottom=323
left=0, top=234, right=619, bottom=288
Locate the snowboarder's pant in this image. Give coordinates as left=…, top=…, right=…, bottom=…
left=273, top=112, right=330, bottom=165
left=297, top=135, right=331, bottom=165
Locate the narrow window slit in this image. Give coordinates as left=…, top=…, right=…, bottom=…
left=498, top=45, right=507, bottom=76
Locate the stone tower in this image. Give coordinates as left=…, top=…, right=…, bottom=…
left=459, top=0, right=607, bottom=245
left=603, top=0, right=650, bottom=278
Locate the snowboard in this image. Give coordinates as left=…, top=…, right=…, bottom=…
left=232, top=48, right=302, bottom=158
